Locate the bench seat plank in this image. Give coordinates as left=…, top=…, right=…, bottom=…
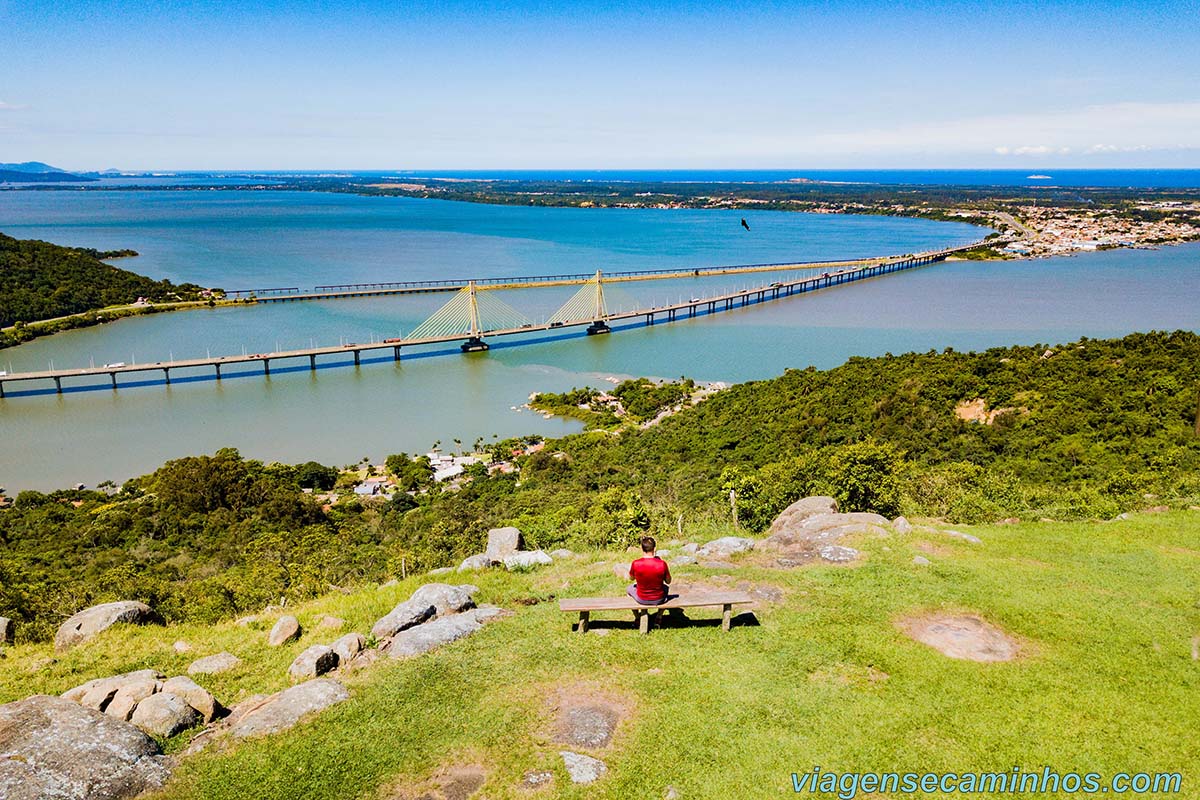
left=559, top=591, right=752, bottom=613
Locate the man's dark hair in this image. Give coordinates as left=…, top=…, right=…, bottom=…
left=641, top=536, right=657, bottom=553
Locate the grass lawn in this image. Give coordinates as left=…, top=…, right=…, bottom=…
left=3, top=512, right=1198, bottom=799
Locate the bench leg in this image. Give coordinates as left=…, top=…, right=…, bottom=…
left=638, top=610, right=650, bottom=635
left=577, top=611, right=589, bottom=634
left=722, top=604, right=732, bottom=632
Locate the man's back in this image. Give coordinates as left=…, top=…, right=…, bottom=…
left=630, top=556, right=671, bottom=602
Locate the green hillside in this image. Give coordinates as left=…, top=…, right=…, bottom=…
left=2, top=331, right=1198, bottom=646
left=0, top=232, right=208, bottom=329
left=2, top=512, right=1197, bottom=800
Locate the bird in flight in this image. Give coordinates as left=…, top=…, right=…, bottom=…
left=741, top=218, right=750, bottom=231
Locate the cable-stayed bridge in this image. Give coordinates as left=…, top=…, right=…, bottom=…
left=0, top=240, right=995, bottom=397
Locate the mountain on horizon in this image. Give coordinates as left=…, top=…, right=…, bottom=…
left=0, top=161, right=67, bottom=173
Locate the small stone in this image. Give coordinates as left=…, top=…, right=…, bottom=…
left=504, top=550, right=553, bottom=570
left=331, top=632, right=365, bottom=664
left=268, top=615, right=301, bottom=646
left=673, top=555, right=695, bottom=566
left=172, top=640, right=191, bottom=653
left=287, top=645, right=339, bottom=682
left=912, top=555, right=932, bottom=566
left=130, top=691, right=200, bottom=738
left=0, top=616, right=13, bottom=645
left=234, top=615, right=257, bottom=627
left=665, top=786, right=680, bottom=800
left=611, top=562, right=630, bottom=579
left=408, top=583, right=478, bottom=616
left=559, top=751, right=607, bottom=784
left=680, top=543, right=699, bottom=554
left=428, top=567, right=454, bottom=576
left=549, top=549, right=575, bottom=559
left=317, top=615, right=345, bottom=630
left=893, top=516, right=913, bottom=534
left=188, top=652, right=241, bottom=675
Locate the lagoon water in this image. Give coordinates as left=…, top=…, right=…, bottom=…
left=2, top=190, right=1198, bottom=491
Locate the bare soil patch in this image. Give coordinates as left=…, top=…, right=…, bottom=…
left=896, top=614, right=1019, bottom=662
left=387, top=764, right=488, bottom=800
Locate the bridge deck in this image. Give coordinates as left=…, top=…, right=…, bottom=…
left=0, top=240, right=996, bottom=394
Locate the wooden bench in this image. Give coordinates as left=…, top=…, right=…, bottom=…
left=559, top=591, right=754, bottom=634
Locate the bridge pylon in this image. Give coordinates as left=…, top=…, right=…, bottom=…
left=547, top=270, right=614, bottom=334
left=462, top=280, right=489, bottom=352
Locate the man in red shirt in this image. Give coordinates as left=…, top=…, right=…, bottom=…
left=627, top=535, right=672, bottom=605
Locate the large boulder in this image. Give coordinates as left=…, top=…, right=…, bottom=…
left=485, top=526, right=524, bottom=560
left=161, top=676, right=224, bottom=723
left=0, top=695, right=170, bottom=800
left=370, top=599, right=436, bottom=639
left=187, top=652, right=241, bottom=675
left=129, top=692, right=199, bottom=738
left=331, top=632, right=365, bottom=664
left=697, top=536, right=755, bottom=557
left=0, top=616, right=12, bottom=645
left=267, top=615, right=301, bottom=647
left=457, top=553, right=497, bottom=572
left=766, top=496, right=839, bottom=538
left=54, top=602, right=160, bottom=652
left=503, top=550, right=553, bottom=570
left=227, top=679, right=349, bottom=739
left=764, top=511, right=891, bottom=549
left=409, top=583, right=478, bottom=616
left=287, top=645, right=339, bottom=682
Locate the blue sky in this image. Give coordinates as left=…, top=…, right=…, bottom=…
left=2, top=0, right=1198, bottom=169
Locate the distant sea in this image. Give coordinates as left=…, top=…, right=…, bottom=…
left=10, top=168, right=1200, bottom=190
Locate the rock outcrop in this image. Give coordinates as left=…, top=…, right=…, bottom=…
left=457, top=553, right=497, bottom=572
left=0, top=695, right=170, bottom=800
left=559, top=751, right=607, bottom=784
left=161, top=676, right=223, bottom=723
left=371, top=582, right=479, bottom=638
left=0, top=616, right=12, bottom=645
left=383, top=606, right=501, bottom=659
left=54, top=601, right=160, bottom=652
left=267, top=615, right=301, bottom=646
left=226, top=679, right=350, bottom=739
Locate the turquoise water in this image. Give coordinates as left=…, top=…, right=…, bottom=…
left=2, top=190, right=1198, bottom=491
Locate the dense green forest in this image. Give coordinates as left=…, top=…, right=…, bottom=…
left=2, top=331, right=1198, bottom=642
left=0, top=232, right=209, bottom=329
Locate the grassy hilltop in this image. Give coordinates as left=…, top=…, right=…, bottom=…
left=1, top=512, right=1197, bottom=799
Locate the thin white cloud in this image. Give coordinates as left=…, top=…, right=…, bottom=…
left=0, top=100, right=28, bottom=111
left=727, top=101, right=1200, bottom=160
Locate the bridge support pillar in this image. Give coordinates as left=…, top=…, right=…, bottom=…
left=393, top=345, right=402, bottom=360
left=461, top=337, right=489, bottom=352
left=586, top=321, right=610, bottom=336
left=214, top=363, right=221, bottom=380
left=353, top=350, right=360, bottom=366
left=263, top=359, right=270, bottom=376
left=0, top=381, right=5, bottom=399
left=54, top=376, right=62, bottom=394
left=309, top=354, right=316, bottom=370
left=163, top=368, right=170, bottom=385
